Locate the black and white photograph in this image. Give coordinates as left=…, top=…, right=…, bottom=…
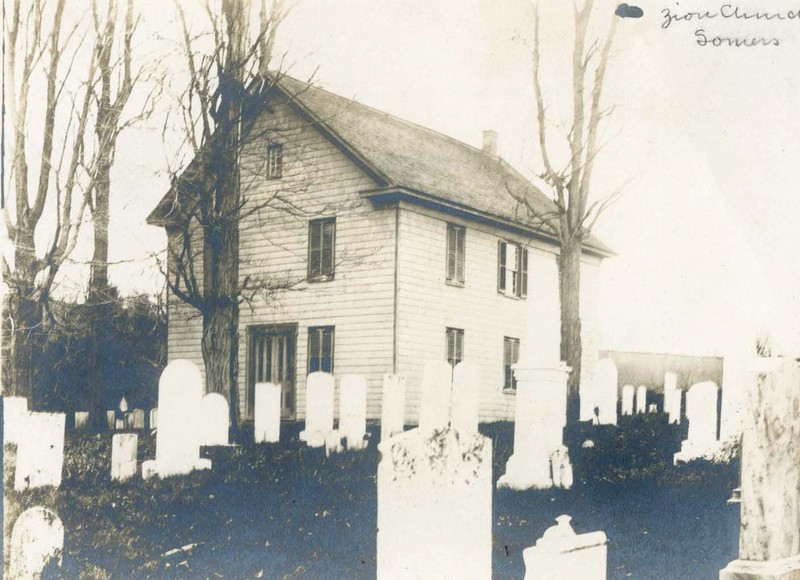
left=2, top=0, right=799, bottom=577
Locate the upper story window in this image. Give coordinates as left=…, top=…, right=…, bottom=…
left=446, top=327, right=465, bottom=367
left=267, top=144, right=283, bottom=179
left=308, top=217, right=335, bottom=282
left=446, top=223, right=466, bottom=286
left=503, top=336, right=520, bottom=391
left=308, top=326, right=334, bottom=373
left=497, top=240, right=528, bottom=298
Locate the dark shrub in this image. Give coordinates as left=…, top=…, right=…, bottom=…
left=566, top=414, right=687, bottom=485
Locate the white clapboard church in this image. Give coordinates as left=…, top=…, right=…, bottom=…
left=147, top=75, right=611, bottom=425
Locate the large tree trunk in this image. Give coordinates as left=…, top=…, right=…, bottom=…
left=559, top=235, right=583, bottom=425
left=6, top=226, right=41, bottom=401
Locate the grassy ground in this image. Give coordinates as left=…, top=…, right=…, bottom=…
left=3, top=422, right=739, bottom=579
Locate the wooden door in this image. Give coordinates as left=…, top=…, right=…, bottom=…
left=249, top=326, right=296, bottom=420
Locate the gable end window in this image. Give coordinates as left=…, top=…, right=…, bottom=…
left=446, top=327, right=465, bottom=367
left=446, top=223, right=466, bottom=285
left=308, top=218, right=336, bottom=281
left=497, top=240, right=528, bottom=298
left=267, top=144, right=283, bottom=179
left=308, top=326, right=334, bottom=373
left=503, top=336, right=520, bottom=391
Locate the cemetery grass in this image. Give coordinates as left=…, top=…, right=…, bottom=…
left=4, top=423, right=739, bottom=579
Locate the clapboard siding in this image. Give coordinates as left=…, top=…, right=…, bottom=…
left=165, top=95, right=396, bottom=421
left=395, top=203, right=602, bottom=423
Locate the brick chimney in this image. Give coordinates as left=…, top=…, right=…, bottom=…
left=482, top=130, right=498, bottom=157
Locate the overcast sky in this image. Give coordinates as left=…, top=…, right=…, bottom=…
left=12, top=0, right=799, bottom=358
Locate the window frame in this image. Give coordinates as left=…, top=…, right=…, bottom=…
left=266, top=143, right=283, bottom=179
left=307, top=217, right=336, bottom=282
left=497, top=240, right=528, bottom=299
left=307, top=325, right=335, bottom=374
left=503, top=336, right=521, bottom=392
left=445, top=223, right=466, bottom=286
left=445, top=327, right=465, bottom=367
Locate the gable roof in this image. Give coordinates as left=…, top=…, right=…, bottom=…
left=148, top=75, right=612, bottom=257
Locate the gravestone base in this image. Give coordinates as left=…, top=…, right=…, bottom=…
left=497, top=453, right=553, bottom=490
left=720, top=554, right=800, bottom=580
left=141, top=458, right=211, bottom=480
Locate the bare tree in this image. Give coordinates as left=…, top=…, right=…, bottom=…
left=161, top=0, right=287, bottom=433
left=3, top=0, right=97, bottom=400
left=516, top=1, right=631, bottom=423
left=85, top=0, right=143, bottom=430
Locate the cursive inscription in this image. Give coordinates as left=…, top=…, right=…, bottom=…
left=662, top=5, right=800, bottom=29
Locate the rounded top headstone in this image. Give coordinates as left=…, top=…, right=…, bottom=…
left=159, top=359, right=203, bottom=393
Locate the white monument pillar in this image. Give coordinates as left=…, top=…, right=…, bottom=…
left=497, top=362, right=571, bottom=490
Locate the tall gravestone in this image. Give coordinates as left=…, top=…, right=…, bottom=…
left=14, top=412, right=65, bottom=491
left=451, top=361, right=480, bottom=434
left=3, top=396, right=29, bottom=444
left=498, top=362, right=571, bottom=490
left=111, top=433, right=138, bottom=481
left=9, top=507, right=64, bottom=579
left=254, top=382, right=281, bottom=443
left=720, top=360, right=800, bottom=580
left=339, top=375, right=368, bottom=450
left=299, top=372, right=335, bottom=448
left=636, top=386, right=647, bottom=414
left=149, top=408, right=158, bottom=430
left=198, top=393, right=229, bottom=446
left=377, top=360, right=492, bottom=579
left=664, top=372, right=678, bottom=416
left=621, top=385, right=634, bottom=416
left=669, top=389, right=682, bottom=425
left=418, top=361, right=453, bottom=433
left=380, top=374, right=406, bottom=442
left=674, top=381, right=719, bottom=463
left=106, top=410, right=116, bottom=430
left=142, top=360, right=210, bottom=478
left=579, top=359, right=618, bottom=424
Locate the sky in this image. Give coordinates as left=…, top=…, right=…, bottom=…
left=5, top=0, right=800, bottom=358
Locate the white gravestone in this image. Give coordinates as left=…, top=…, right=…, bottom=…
left=551, top=446, right=574, bottom=490
left=116, top=418, right=125, bottom=431
left=523, top=515, right=608, bottom=580
left=339, top=375, right=368, bottom=450
left=4, top=396, right=30, bottom=444
left=498, top=363, right=571, bottom=490
left=636, top=386, right=647, bottom=414
left=669, top=389, right=682, bottom=425
left=377, top=428, right=492, bottom=579
left=9, top=507, right=64, bottom=579
left=14, top=412, right=65, bottom=491
left=149, top=408, right=158, bottom=430
left=451, top=361, right=480, bottom=435
left=106, top=410, right=116, bottom=430
left=111, top=433, right=138, bottom=481
left=674, top=381, right=719, bottom=463
left=380, top=374, right=406, bottom=442
left=74, top=411, right=89, bottom=430
left=199, top=393, right=229, bottom=446
left=131, top=408, right=145, bottom=430
left=299, top=372, right=335, bottom=447
left=591, top=359, right=618, bottom=425
left=664, top=372, right=678, bottom=415
left=418, top=360, right=453, bottom=433
left=621, top=385, right=634, bottom=416
left=142, top=360, right=211, bottom=478
left=254, top=382, right=281, bottom=443
left=720, top=354, right=747, bottom=440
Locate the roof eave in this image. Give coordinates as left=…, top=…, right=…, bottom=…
left=362, top=186, right=615, bottom=258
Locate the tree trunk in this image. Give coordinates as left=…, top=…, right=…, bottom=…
left=559, top=235, right=583, bottom=425
left=87, top=131, right=111, bottom=432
